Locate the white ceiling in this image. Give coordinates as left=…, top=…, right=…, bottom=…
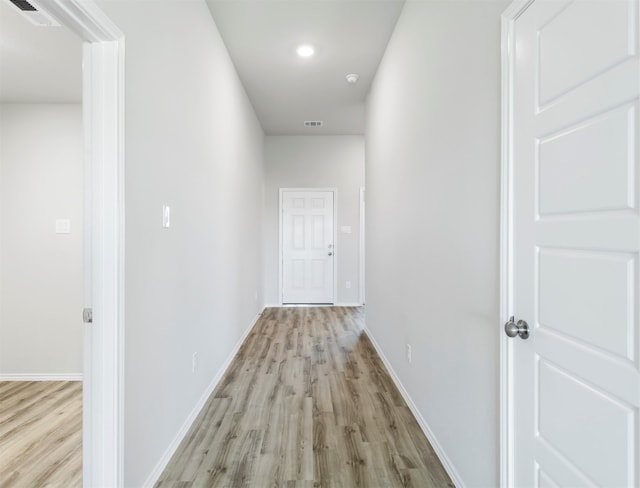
left=206, top=0, right=405, bottom=135
left=0, top=0, right=82, bottom=103
left=0, top=0, right=404, bottom=134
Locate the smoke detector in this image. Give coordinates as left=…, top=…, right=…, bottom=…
left=7, top=0, right=60, bottom=26
left=345, top=74, right=360, bottom=84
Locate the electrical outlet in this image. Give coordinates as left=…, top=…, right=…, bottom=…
left=192, top=352, right=198, bottom=373
left=345, top=281, right=351, bottom=289
left=406, top=344, right=412, bottom=364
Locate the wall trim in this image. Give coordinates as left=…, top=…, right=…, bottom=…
left=29, top=1, right=126, bottom=485
left=264, top=304, right=341, bottom=308
left=142, top=308, right=265, bottom=488
left=359, top=187, right=365, bottom=306
left=364, top=326, right=465, bottom=488
left=500, top=2, right=536, bottom=487
left=0, top=373, right=83, bottom=381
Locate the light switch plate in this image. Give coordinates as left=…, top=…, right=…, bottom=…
left=162, top=205, right=170, bottom=228
left=340, top=225, right=352, bottom=234
left=55, top=219, right=71, bottom=234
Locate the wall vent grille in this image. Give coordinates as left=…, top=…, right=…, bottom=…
left=303, top=121, right=323, bottom=128
left=8, top=0, right=59, bottom=26
left=9, top=0, right=36, bottom=11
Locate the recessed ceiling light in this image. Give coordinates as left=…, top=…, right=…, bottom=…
left=296, top=45, right=315, bottom=58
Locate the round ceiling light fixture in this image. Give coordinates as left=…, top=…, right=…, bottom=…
left=345, top=73, right=360, bottom=84
left=296, top=44, right=315, bottom=58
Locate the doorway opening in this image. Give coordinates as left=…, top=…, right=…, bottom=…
left=25, top=1, right=126, bottom=486
left=0, top=2, right=84, bottom=484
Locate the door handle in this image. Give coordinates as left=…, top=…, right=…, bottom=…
left=504, top=316, right=529, bottom=339
left=328, top=252, right=333, bottom=256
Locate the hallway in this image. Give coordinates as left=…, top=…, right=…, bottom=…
left=155, top=307, right=452, bottom=487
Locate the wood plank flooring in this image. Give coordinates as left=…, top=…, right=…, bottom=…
left=156, top=307, right=454, bottom=488
left=0, top=381, right=82, bottom=488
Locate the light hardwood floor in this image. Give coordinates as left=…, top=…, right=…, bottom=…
left=0, top=381, right=82, bottom=488
left=156, top=307, right=454, bottom=488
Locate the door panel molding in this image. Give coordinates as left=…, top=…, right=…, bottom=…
left=279, top=188, right=337, bottom=305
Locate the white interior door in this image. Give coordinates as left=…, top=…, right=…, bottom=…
left=509, top=0, right=640, bottom=486
left=282, top=190, right=334, bottom=304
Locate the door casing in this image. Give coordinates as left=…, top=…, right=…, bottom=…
left=359, top=187, right=365, bottom=306
left=500, top=1, right=535, bottom=486
left=32, top=1, right=125, bottom=486
left=279, top=188, right=338, bottom=305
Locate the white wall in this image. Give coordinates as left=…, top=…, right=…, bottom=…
left=264, top=136, right=364, bottom=305
left=365, top=1, right=507, bottom=486
left=0, top=104, right=83, bottom=376
left=96, top=2, right=264, bottom=486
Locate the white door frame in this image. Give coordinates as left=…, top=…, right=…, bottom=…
left=500, top=1, right=534, bottom=487
left=359, top=187, right=365, bottom=306
left=34, top=1, right=125, bottom=486
left=278, top=188, right=338, bottom=305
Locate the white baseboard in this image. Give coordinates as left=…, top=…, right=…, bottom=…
left=364, top=326, right=465, bottom=488
left=0, top=373, right=83, bottom=381
left=265, top=303, right=363, bottom=308
left=142, top=308, right=264, bottom=488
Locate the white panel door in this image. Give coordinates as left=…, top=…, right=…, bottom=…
left=511, top=0, right=640, bottom=486
left=282, top=191, right=334, bottom=304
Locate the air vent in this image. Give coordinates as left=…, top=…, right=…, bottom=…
left=10, top=0, right=36, bottom=11
left=304, top=121, right=323, bottom=128
left=8, top=0, right=59, bottom=26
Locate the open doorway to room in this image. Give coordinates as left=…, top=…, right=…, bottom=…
left=0, top=1, right=84, bottom=484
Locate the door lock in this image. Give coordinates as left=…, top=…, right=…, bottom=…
left=504, top=316, right=529, bottom=339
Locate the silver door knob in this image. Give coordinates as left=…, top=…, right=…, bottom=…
left=328, top=252, right=333, bottom=256
left=504, top=316, right=529, bottom=339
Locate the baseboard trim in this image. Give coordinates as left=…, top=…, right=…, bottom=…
left=142, top=308, right=265, bottom=488
left=0, top=373, right=83, bottom=381
left=265, top=303, right=363, bottom=308
left=364, top=326, right=465, bottom=488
